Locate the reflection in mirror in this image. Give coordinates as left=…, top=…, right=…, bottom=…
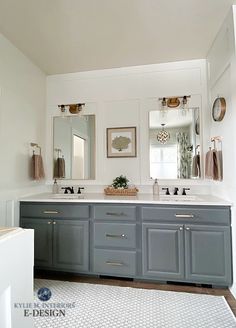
left=53, top=115, right=95, bottom=180
left=149, top=107, right=201, bottom=179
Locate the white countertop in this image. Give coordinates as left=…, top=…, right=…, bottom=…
left=19, top=193, right=231, bottom=206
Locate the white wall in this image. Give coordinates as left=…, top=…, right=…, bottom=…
left=0, top=33, right=47, bottom=225
left=206, top=7, right=236, bottom=295
left=46, top=59, right=209, bottom=191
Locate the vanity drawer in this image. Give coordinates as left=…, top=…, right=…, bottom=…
left=94, top=205, right=136, bottom=220
left=141, top=206, right=231, bottom=225
left=93, top=249, right=136, bottom=276
left=94, top=223, right=136, bottom=248
left=20, top=203, right=90, bottom=219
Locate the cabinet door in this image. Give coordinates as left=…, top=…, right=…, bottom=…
left=53, top=220, right=89, bottom=272
left=21, top=218, right=53, bottom=267
left=185, top=225, right=232, bottom=285
left=142, top=223, right=184, bottom=279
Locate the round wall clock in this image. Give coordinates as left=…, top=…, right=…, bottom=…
left=212, top=97, right=226, bottom=122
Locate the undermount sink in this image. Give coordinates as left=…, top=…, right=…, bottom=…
left=159, top=195, right=201, bottom=202
left=51, top=194, right=85, bottom=199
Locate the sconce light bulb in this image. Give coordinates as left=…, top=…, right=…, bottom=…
left=182, top=96, right=188, bottom=108
left=181, top=96, right=189, bottom=115
left=162, top=97, right=167, bottom=107
left=160, top=97, right=168, bottom=117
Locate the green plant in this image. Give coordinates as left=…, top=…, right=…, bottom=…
left=112, top=175, right=129, bottom=189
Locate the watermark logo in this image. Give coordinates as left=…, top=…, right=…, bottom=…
left=14, top=286, right=75, bottom=318
left=37, top=287, right=52, bottom=302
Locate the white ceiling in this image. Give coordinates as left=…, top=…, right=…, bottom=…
left=0, top=0, right=235, bottom=74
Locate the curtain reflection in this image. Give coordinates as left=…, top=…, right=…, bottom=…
left=176, top=132, right=192, bottom=179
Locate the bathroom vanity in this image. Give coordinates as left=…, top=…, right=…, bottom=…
left=20, top=194, right=232, bottom=287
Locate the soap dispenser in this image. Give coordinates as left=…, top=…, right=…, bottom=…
left=153, top=179, right=159, bottom=196
left=52, top=179, right=59, bottom=194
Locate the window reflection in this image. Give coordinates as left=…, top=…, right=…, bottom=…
left=150, top=145, right=178, bottom=179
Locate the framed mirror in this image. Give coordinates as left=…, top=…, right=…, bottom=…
left=149, top=107, right=201, bottom=179
left=53, top=115, right=95, bottom=180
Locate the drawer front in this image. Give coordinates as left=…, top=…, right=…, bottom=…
left=141, top=206, right=231, bottom=225
left=93, top=249, right=136, bottom=276
left=94, top=205, right=136, bottom=220
left=94, top=223, right=136, bottom=248
left=20, top=203, right=89, bottom=219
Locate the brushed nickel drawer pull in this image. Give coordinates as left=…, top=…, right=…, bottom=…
left=105, top=233, right=127, bottom=239
left=53, top=222, right=56, bottom=225
left=106, top=261, right=124, bottom=266
left=47, top=221, right=51, bottom=225
left=106, top=212, right=127, bottom=217
left=43, top=210, right=59, bottom=214
left=175, top=214, right=194, bottom=218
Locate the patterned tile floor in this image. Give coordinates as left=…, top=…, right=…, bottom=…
left=34, top=278, right=236, bottom=328
left=35, top=274, right=236, bottom=328
left=35, top=271, right=236, bottom=316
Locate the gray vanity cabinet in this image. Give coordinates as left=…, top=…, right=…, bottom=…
left=53, top=220, right=89, bottom=272
left=185, top=224, right=232, bottom=284
left=21, top=218, right=53, bottom=268
left=20, top=201, right=232, bottom=286
left=141, top=205, right=232, bottom=286
left=21, top=218, right=89, bottom=272
left=20, top=202, right=90, bottom=272
left=93, top=204, right=137, bottom=277
left=142, top=223, right=184, bottom=279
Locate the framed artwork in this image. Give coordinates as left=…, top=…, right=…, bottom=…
left=107, top=126, right=137, bottom=158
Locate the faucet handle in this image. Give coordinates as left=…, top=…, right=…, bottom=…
left=162, top=187, right=170, bottom=195
left=173, top=187, right=179, bottom=195
left=61, top=186, right=74, bottom=194
left=77, top=187, right=85, bottom=194
left=182, top=188, right=190, bottom=196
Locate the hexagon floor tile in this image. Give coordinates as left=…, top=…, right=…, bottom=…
left=34, top=279, right=236, bottom=328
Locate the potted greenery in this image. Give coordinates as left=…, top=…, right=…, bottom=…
left=104, top=175, right=138, bottom=196
left=112, top=175, right=129, bottom=189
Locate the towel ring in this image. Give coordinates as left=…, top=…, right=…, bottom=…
left=210, top=136, right=222, bottom=151
left=195, top=145, right=200, bottom=155
left=30, top=143, right=41, bottom=155
left=55, top=148, right=62, bottom=158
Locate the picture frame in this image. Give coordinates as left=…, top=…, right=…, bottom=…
left=106, top=126, right=137, bottom=158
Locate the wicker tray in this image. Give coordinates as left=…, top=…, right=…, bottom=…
left=104, top=187, right=139, bottom=196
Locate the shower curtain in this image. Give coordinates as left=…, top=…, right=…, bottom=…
left=176, top=132, right=192, bottom=179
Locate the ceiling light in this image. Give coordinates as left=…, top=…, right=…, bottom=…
left=157, top=123, right=170, bottom=144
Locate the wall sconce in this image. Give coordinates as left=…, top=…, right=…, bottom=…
left=159, top=96, right=190, bottom=115
left=58, top=103, right=85, bottom=116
